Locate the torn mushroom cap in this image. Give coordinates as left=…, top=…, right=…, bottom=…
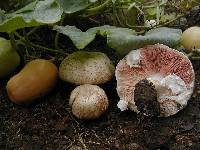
left=116, top=44, right=195, bottom=117
left=59, top=51, right=115, bottom=85
left=69, top=84, right=109, bottom=119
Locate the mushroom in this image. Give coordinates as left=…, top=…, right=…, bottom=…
left=6, top=59, right=58, bottom=104
left=59, top=51, right=115, bottom=85
left=115, top=44, right=195, bottom=117
left=0, top=37, right=20, bottom=78
left=69, top=84, right=109, bottom=119
left=181, top=26, right=200, bottom=52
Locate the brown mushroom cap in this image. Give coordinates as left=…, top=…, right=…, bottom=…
left=116, top=44, right=195, bottom=117
left=69, top=84, right=109, bottom=119
left=59, top=51, right=115, bottom=85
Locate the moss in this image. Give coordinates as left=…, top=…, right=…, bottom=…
left=67, top=51, right=105, bottom=64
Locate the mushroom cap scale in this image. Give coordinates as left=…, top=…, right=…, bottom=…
left=69, top=84, right=109, bottom=119
left=59, top=51, right=115, bottom=85
left=116, top=44, right=195, bottom=117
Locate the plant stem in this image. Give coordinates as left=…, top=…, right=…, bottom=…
left=54, top=31, right=60, bottom=50
left=9, top=32, right=25, bottom=64
left=55, top=14, right=65, bottom=49
left=28, top=42, right=67, bottom=55
left=187, top=52, right=194, bottom=58
left=27, top=26, right=40, bottom=36
left=190, top=56, right=200, bottom=60
left=14, top=31, right=25, bottom=41
left=126, top=24, right=150, bottom=29
left=9, top=32, right=18, bottom=50
left=14, top=32, right=67, bottom=55
left=84, top=0, right=111, bottom=16
left=156, top=14, right=184, bottom=28
left=193, top=49, right=200, bottom=54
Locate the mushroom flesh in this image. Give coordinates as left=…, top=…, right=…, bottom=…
left=115, top=44, right=195, bottom=117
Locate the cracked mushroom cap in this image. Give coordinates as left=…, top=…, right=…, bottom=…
left=115, top=44, right=195, bottom=117
left=69, top=84, right=109, bottom=119
left=59, top=51, right=115, bottom=85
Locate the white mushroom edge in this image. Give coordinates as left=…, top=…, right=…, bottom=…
left=116, top=45, right=195, bottom=117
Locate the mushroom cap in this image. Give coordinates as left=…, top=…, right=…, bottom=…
left=0, top=37, right=20, bottom=78
left=116, top=44, right=195, bottom=117
left=59, top=51, right=115, bottom=85
left=181, top=26, right=200, bottom=51
left=6, top=59, right=58, bottom=104
left=69, top=84, right=109, bottom=119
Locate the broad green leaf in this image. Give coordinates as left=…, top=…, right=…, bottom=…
left=0, top=0, right=63, bottom=32
left=34, top=0, right=63, bottom=24
left=108, top=27, right=182, bottom=55
left=56, top=0, right=91, bottom=14
left=14, top=0, right=38, bottom=14
left=0, top=15, right=41, bottom=32
left=54, top=25, right=97, bottom=49
left=54, top=25, right=135, bottom=49
left=54, top=25, right=182, bottom=56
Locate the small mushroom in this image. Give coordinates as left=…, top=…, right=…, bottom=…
left=69, top=84, right=109, bottom=119
left=115, top=44, right=195, bottom=117
left=181, top=26, right=200, bottom=52
left=59, top=51, right=115, bottom=85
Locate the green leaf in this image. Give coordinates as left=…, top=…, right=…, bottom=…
left=34, top=0, right=63, bottom=24
left=0, top=15, right=41, bottom=32
left=0, top=0, right=63, bottom=32
left=54, top=25, right=96, bottom=49
left=109, top=27, right=182, bottom=55
left=14, top=0, right=38, bottom=14
left=54, top=25, right=182, bottom=56
left=54, top=25, right=135, bottom=49
left=56, top=0, right=91, bottom=14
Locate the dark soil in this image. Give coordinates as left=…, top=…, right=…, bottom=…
left=0, top=60, right=200, bottom=150
left=134, top=79, right=160, bottom=117
left=1, top=6, right=200, bottom=150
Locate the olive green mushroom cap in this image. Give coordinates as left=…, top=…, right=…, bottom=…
left=69, top=84, right=109, bottom=119
left=59, top=51, right=115, bottom=85
left=0, top=37, right=20, bottom=78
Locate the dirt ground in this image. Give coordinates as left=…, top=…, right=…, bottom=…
left=0, top=59, right=200, bottom=150
left=0, top=6, right=200, bottom=150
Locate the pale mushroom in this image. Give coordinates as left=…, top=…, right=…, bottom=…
left=69, top=84, right=109, bottom=119
left=115, top=44, right=195, bottom=117
left=181, top=26, right=200, bottom=52
left=59, top=51, right=115, bottom=85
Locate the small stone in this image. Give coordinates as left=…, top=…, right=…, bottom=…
left=69, top=145, right=82, bottom=150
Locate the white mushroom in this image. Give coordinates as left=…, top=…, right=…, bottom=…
left=69, top=84, right=109, bottom=119
left=115, top=44, right=195, bottom=117
left=59, top=51, right=115, bottom=85
left=181, top=26, right=200, bottom=52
